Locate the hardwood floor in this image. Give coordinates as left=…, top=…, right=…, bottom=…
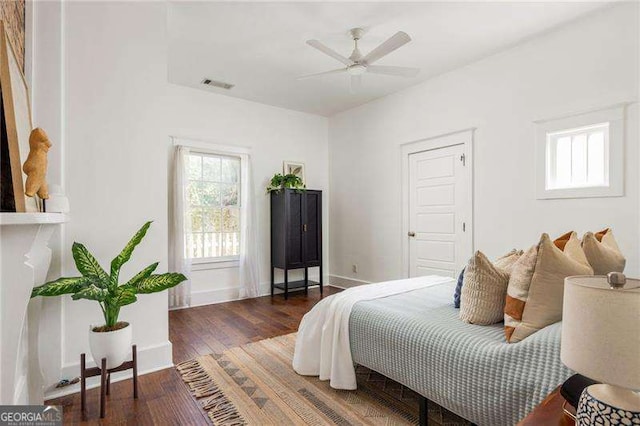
left=47, top=286, right=341, bottom=425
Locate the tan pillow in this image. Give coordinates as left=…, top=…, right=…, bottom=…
left=460, top=250, right=522, bottom=325
left=582, top=228, right=625, bottom=275
left=504, top=232, right=593, bottom=343
left=494, top=249, right=524, bottom=273
left=553, top=231, right=573, bottom=251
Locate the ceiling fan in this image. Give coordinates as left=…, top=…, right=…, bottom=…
left=299, top=28, right=419, bottom=92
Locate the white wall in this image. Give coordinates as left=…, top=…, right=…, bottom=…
left=328, top=3, right=640, bottom=285
left=32, top=1, right=328, bottom=398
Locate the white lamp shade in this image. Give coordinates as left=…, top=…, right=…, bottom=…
left=561, top=276, right=640, bottom=391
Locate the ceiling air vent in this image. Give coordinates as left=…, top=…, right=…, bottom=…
left=201, top=78, right=234, bottom=90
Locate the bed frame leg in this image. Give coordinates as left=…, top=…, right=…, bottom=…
left=419, top=395, right=428, bottom=426
left=419, top=394, right=479, bottom=426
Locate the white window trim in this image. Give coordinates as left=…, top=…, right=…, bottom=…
left=171, top=136, right=250, bottom=271
left=535, top=104, right=626, bottom=200
left=191, top=256, right=239, bottom=270
left=172, top=136, right=252, bottom=155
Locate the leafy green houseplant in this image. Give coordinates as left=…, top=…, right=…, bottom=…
left=31, top=221, right=186, bottom=368
left=266, top=173, right=305, bottom=193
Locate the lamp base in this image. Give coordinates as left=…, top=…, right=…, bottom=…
left=577, top=384, right=640, bottom=425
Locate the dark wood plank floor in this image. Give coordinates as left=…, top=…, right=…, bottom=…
left=47, top=286, right=340, bottom=425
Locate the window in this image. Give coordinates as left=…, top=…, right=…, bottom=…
left=546, top=123, right=608, bottom=190
left=185, top=152, right=241, bottom=261
left=536, top=105, right=625, bottom=199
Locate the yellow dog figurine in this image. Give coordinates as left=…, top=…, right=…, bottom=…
left=22, top=128, right=52, bottom=199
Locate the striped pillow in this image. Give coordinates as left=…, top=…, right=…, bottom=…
left=504, top=232, right=593, bottom=343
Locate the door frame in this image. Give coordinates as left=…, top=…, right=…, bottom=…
left=400, top=128, right=475, bottom=278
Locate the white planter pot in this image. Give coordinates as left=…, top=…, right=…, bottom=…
left=88, top=323, right=132, bottom=370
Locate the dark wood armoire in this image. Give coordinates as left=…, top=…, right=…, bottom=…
left=270, top=188, right=323, bottom=299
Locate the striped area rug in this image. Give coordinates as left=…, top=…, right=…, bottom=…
left=177, top=333, right=469, bottom=425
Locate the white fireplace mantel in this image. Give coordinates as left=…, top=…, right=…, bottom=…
left=0, top=212, right=67, bottom=405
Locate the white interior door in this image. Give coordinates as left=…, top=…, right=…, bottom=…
left=409, top=143, right=469, bottom=278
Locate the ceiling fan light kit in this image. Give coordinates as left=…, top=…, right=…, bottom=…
left=347, top=64, right=366, bottom=76
left=300, top=27, right=420, bottom=92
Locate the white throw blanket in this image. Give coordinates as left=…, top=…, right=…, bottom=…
left=293, top=275, right=454, bottom=389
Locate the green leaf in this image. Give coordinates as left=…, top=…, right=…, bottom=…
left=123, top=262, right=159, bottom=288
left=109, top=221, right=152, bottom=287
left=31, top=277, right=91, bottom=298
left=71, top=284, right=109, bottom=302
left=114, top=286, right=137, bottom=307
left=134, top=273, right=187, bottom=294
left=72, top=243, right=109, bottom=286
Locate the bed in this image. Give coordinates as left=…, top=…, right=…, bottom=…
left=349, top=279, right=572, bottom=426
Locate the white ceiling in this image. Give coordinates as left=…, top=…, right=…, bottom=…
left=168, top=2, right=610, bottom=117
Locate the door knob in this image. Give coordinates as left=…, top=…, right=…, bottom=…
left=408, top=231, right=416, bottom=237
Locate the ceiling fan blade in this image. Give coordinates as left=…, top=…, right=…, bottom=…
left=350, top=75, right=362, bottom=94
left=297, top=68, right=347, bottom=80
left=366, top=65, right=420, bottom=78
left=362, top=31, right=411, bottom=65
left=306, top=40, right=353, bottom=66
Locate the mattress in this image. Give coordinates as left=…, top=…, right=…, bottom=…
left=349, top=280, right=572, bottom=426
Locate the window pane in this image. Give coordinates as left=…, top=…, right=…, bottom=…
left=222, top=207, right=240, bottom=232
left=203, top=208, right=222, bottom=232
left=200, top=182, right=220, bottom=206
left=189, top=207, right=203, bottom=232
left=555, top=136, right=572, bottom=188
left=221, top=158, right=240, bottom=183
left=203, top=156, right=221, bottom=181
left=186, top=233, right=203, bottom=258
left=183, top=152, right=241, bottom=260
left=544, top=121, right=611, bottom=194
left=221, top=184, right=239, bottom=206
left=203, top=233, right=221, bottom=258
left=188, top=155, right=202, bottom=180
left=571, top=134, right=587, bottom=185
left=187, top=181, right=203, bottom=206
left=587, top=132, right=605, bottom=185
left=223, top=233, right=239, bottom=256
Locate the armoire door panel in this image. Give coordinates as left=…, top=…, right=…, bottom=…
left=303, top=192, right=320, bottom=264
left=286, top=191, right=304, bottom=266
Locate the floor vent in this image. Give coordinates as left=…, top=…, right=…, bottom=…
left=201, top=78, right=234, bottom=90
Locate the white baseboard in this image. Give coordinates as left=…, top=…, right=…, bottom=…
left=328, top=274, right=371, bottom=289
left=185, top=277, right=332, bottom=308
left=45, top=341, right=173, bottom=400
left=187, top=282, right=273, bottom=308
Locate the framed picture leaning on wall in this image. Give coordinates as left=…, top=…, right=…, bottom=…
left=0, top=20, right=36, bottom=212
left=283, top=160, right=305, bottom=185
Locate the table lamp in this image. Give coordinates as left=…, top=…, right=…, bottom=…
left=561, top=273, right=640, bottom=425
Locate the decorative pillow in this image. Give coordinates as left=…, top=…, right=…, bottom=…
left=494, top=249, right=524, bottom=273
left=582, top=228, right=625, bottom=275
left=454, top=250, right=521, bottom=310
left=459, top=250, right=522, bottom=325
left=453, top=268, right=465, bottom=308
left=553, top=231, right=573, bottom=251
left=504, top=232, right=593, bottom=343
